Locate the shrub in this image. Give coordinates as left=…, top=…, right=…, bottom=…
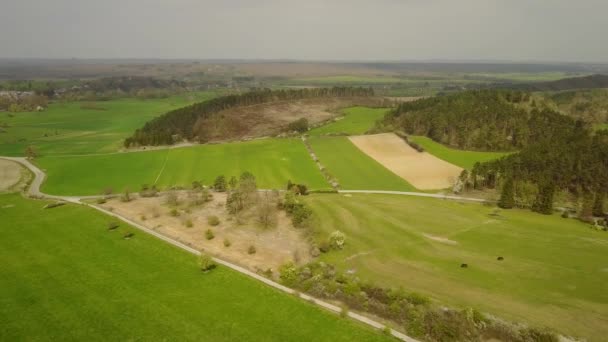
left=96, top=197, right=106, bottom=204
left=292, top=203, right=313, bottom=227
left=139, top=184, right=158, bottom=197
left=223, top=238, right=231, bottom=247
left=205, top=229, right=215, bottom=240
left=198, top=253, right=216, bottom=272
left=140, top=215, right=147, bottom=221
left=120, top=189, right=132, bottom=202
left=184, top=219, right=193, bottom=227
left=287, top=117, right=309, bottom=133
left=123, top=231, right=134, bottom=239
left=329, top=231, right=346, bottom=250
left=406, top=292, right=431, bottom=306
left=213, top=175, right=227, bottom=192
left=248, top=245, right=257, bottom=254
left=169, top=208, right=180, bottom=217
left=279, top=262, right=298, bottom=286
left=165, top=191, right=179, bottom=206
left=107, top=221, right=119, bottom=230
left=340, top=304, right=349, bottom=318
left=207, top=215, right=220, bottom=226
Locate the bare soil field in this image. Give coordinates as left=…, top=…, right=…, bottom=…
left=348, top=133, right=463, bottom=190
left=99, top=191, right=311, bottom=273
left=0, top=159, right=23, bottom=192
left=193, top=96, right=384, bottom=141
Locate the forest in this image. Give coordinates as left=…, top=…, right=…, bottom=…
left=385, top=89, right=608, bottom=217
left=124, top=87, right=374, bottom=146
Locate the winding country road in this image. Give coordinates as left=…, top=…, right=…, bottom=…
left=0, top=155, right=420, bottom=342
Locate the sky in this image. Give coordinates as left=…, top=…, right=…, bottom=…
left=1, top=0, right=606, bottom=62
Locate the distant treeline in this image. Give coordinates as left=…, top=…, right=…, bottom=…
left=493, top=74, right=608, bottom=92
left=124, top=87, right=374, bottom=147
left=385, top=89, right=608, bottom=216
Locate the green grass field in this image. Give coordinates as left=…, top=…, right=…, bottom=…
left=308, top=136, right=415, bottom=191
left=309, top=107, right=389, bottom=136
left=306, top=193, right=608, bottom=341
left=36, top=138, right=329, bottom=195
left=0, top=193, right=390, bottom=341
left=595, top=123, right=608, bottom=131
left=409, top=136, right=509, bottom=169
left=0, top=92, right=215, bottom=156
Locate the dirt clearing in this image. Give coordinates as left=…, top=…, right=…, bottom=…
left=99, top=191, right=311, bottom=273
left=0, top=159, right=23, bottom=192
left=349, top=133, right=463, bottom=190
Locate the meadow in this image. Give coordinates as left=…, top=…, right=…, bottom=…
left=0, top=193, right=390, bottom=341
left=408, top=135, right=509, bottom=169
left=0, top=92, right=215, bottom=156
left=36, top=138, right=329, bottom=195
left=306, top=193, right=608, bottom=341
left=308, top=136, right=415, bottom=191
left=308, top=107, right=389, bottom=136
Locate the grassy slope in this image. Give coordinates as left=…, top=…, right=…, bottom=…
left=37, top=138, right=329, bottom=195
left=0, top=193, right=390, bottom=341
left=408, top=136, right=509, bottom=169
left=0, top=92, right=215, bottom=156
left=307, top=193, right=608, bottom=341
left=308, top=136, right=415, bottom=191
left=309, top=107, right=389, bottom=136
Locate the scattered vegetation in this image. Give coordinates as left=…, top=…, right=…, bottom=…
left=198, top=253, right=216, bottom=272
left=205, top=229, right=215, bottom=240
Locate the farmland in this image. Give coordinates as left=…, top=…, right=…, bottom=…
left=349, top=133, right=462, bottom=190
left=307, top=136, right=415, bottom=191
left=0, top=92, right=216, bottom=156
left=408, top=135, right=509, bottom=169
left=36, top=138, right=329, bottom=195
left=308, top=106, right=389, bottom=136
left=0, top=193, right=390, bottom=341
left=306, top=193, right=608, bottom=341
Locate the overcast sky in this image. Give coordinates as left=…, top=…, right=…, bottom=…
left=1, top=0, right=606, bottom=62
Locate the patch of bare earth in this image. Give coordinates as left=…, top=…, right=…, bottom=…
left=193, top=97, right=384, bottom=141
left=100, top=191, right=311, bottom=274
left=349, top=133, right=463, bottom=190
left=422, top=233, right=458, bottom=245
left=0, top=159, right=23, bottom=192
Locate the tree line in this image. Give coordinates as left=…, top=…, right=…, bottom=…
left=124, top=87, right=374, bottom=147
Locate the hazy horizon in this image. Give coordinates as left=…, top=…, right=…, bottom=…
left=1, top=0, right=607, bottom=63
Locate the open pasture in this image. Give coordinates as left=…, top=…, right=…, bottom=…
left=36, top=138, right=329, bottom=195
left=307, top=193, right=608, bottom=341
left=308, top=106, right=389, bottom=136
left=349, top=133, right=462, bottom=190
left=408, top=135, right=509, bottom=169
left=0, top=92, right=215, bottom=156
left=308, top=136, right=415, bottom=191
left=0, top=193, right=390, bottom=341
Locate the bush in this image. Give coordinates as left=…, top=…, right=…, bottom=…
left=340, top=304, right=349, bottom=318
left=139, top=184, right=158, bottom=197
left=96, top=197, right=107, bottom=204
left=184, top=219, right=193, bottom=227
left=205, top=229, right=215, bottom=240
left=120, top=189, right=132, bottom=202
left=279, top=262, right=298, bottom=286
left=165, top=191, right=179, bottom=206
left=223, top=238, right=231, bottom=247
left=198, top=253, right=216, bottom=272
left=213, top=175, right=227, bottom=192
left=207, top=215, right=220, bottom=226
left=107, top=221, right=119, bottom=230
left=248, top=245, right=257, bottom=254
left=292, top=203, right=313, bottom=227
left=287, top=117, right=309, bottom=133
left=123, top=231, right=134, bottom=239
left=169, top=208, right=180, bottom=217
left=329, top=231, right=346, bottom=250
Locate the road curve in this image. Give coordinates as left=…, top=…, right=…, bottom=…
left=0, top=155, right=419, bottom=342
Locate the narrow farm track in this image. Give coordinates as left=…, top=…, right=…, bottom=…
left=0, top=155, right=419, bottom=342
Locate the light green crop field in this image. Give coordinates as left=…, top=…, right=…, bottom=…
left=308, top=136, right=415, bottom=191
left=0, top=193, right=390, bottom=341
left=595, top=123, right=608, bottom=131
left=36, top=138, right=329, bottom=195
left=0, top=92, right=215, bottom=156
left=409, top=136, right=509, bottom=169
left=309, top=107, right=389, bottom=136
left=306, top=193, right=608, bottom=341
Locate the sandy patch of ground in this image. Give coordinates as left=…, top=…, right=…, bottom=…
left=0, top=159, right=23, bottom=192
left=422, top=233, right=458, bottom=245
left=100, top=191, right=311, bottom=274
left=349, top=133, right=463, bottom=189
